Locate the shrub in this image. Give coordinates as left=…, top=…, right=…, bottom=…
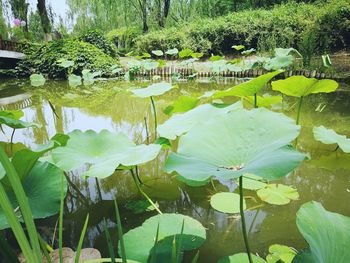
left=79, top=30, right=117, bottom=57
left=106, top=27, right=142, bottom=54
left=16, top=39, right=118, bottom=79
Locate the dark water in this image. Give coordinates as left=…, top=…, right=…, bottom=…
left=0, top=78, right=350, bottom=262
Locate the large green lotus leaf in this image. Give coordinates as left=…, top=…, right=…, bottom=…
left=163, top=95, right=199, bottom=116
left=218, top=253, right=266, bottom=263
left=30, top=73, right=46, bottom=87
left=165, top=48, right=179, bottom=55
left=0, top=111, right=41, bottom=129
left=131, top=82, right=173, bottom=98
left=165, top=108, right=306, bottom=185
left=264, top=56, right=293, bottom=71
left=52, top=130, right=161, bottom=179
left=0, top=161, right=67, bottom=230
left=210, top=192, right=245, bottom=213
left=244, top=95, right=282, bottom=108
left=257, top=184, right=299, bottom=205
left=293, top=201, right=350, bottom=263
left=313, top=126, right=350, bottom=153
left=120, top=213, right=206, bottom=263
left=213, top=70, right=283, bottom=98
left=241, top=174, right=267, bottom=190
left=266, top=244, right=296, bottom=263
left=68, top=74, right=82, bottom=87
left=158, top=102, right=242, bottom=140
left=271, top=76, right=338, bottom=97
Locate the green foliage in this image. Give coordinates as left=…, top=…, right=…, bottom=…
left=79, top=30, right=117, bottom=57
left=16, top=39, right=118, bottom=79
left=107, top=27, right=143, bottom=53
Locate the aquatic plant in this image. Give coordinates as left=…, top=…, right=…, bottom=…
left=29, top=73, right=46, bottom=87
left=313, top=126, right=350, bottom=153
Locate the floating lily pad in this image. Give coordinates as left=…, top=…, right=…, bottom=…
left=313, top=125, right=350, bottom=153
left=158, top=102, right=242, bottom=140
left=293, top=201, right=350, bottom=263
left=131, top=82, right=173, bottom=98
left=257, top=184, right=299, bottom=205
left=210, top=192, right=245, bottom=213
left=0, top=161, right=67, bottom=230
left=165, top=108, right=306, bottom=185
left=214, top=71, right=283, bottom=98
left=52, top=130, right=161, bottom=179
left=218, top=253, right=266, bottom=263
left=121, top=213, right=206, bottom=263
left=266, top=244, right=296, bottom=263
left=68, top=74, right=82, bottom=87
left=30, top=73, right=46, bottom=87
left=272, top=76, right=338, bottom=97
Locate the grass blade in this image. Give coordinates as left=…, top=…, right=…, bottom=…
left=38, top=235, right=52, bottom=263
left=150, top=222, right=160, bottom=263
left=175, top=219, right=185, bottom=263
left=0, top=145, right=41, bottom=262
left=171, top=236, right=177, bottom=263
left=59, top=174, right=64, bottom=263
left=103, top=218, right=116, bottom=263
left=191, top=251, right=200, bottom=263
left=114, top=200, right=127, bottom=263
left=74, top=214, right=89, bottom=263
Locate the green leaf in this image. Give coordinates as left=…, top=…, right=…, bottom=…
left=165, top=108, right=306, bottom=185
left=293, top=201, right=350, bottom=263
left=157, top=59, right=166, bottom=68
left=52, top=130, right=161, bottom=179
left=218, top=253, right=266, bottom=263
left=257, top=184, right=299, bottom=205
left=264, top=56, right=293, bottom=71
left=232, top=45, right=245, bottom=51
left=241, top=174, right=267, bottom=190
left=158, top=102, right=242, bottom=140
left=125, top=200, right=157, bottom=214
left=322, top=54, right=332, bottom=68
left=214, top=71, right=283, bottom=98
left=191, top=52, right=204, bottom=59
left=163, top=96, right=199, bottom=116
left=152, top=50, right=164, bottom=57
left=241, top=48, right=256, bottom=55
left=131, top=82, right=173, bottom=98
left=179, top=49, right=193, bottom=58
left=68, top=74, right=82, bottom=87
left=142, top=60, right=159, bottom=71
left=165, top=48, right=179, bottom=56
left=57, top=59, right=74, bottom=68
left=266, top=244, right=296, bottom=263
left=274, top=48, right=302, bottom=58
left=272, top=76, right=338, bottom=97
left=30, top=74, right=46, bottom=87
left=244, top=95, right=282, bottom=108
left=209, top=55, right=224, bottom=61
left=313, top=126, right=350, bottom=153
left=82, top=69, right=101, bottom=85
left=121, top=213, right=206, bottom=263
left=0, top=111, right=41, bottom=130
left=0, top=161, right=67, bottom=230
left=210, top=192, right=245, bottom=213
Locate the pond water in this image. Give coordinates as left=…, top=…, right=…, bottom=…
left=0, top=78, right=350, bottom=262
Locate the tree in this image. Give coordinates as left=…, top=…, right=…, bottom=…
left=37, top=0, right=52, bottom=41
left=9, top=0, right=29, bottom=32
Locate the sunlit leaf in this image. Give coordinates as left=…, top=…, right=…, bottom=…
left=152, top=50, right=164, bottom=57
left=232, top=45, right=245, bottom=51
left=257, top=184, right=299, bottom=205
left=163, top=96, right=199, bottom=115
left=266, top=244, right=296, bottom=263
left=210, top=192, right=245, bottom=213
left=130, top=82, right=173, bottom=98
left=30, top=73, right=46, bottom=87
left=68, top=74, right=82, bottom=87
left=313, top=126, right=350, bottom=153
left=165, top=48, right=179, bottom=56
left=179, top=49, right=193, bottom=58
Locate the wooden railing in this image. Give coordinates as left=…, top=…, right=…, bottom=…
left=0, top=39, right=25, bottom=52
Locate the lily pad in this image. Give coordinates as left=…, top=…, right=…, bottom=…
left=52, top=130, right=161, bottom=179
left=266, top=244, right=296, bottom=263
left=165, top=108, right=306, bottom=185
left=0, top=161, right=67, bottom=230
left=131, top=82, right=173, bottom=98
left=271, top=76, right=338, bottom=97
left=293, top=201, right=350, bottom=263
left=158, top=102, right=242, bottom=140
left=257, top=184, right=299, bottom=205
left=313, top=125, right=350, bottom=153
left=30, top=73, right=46, bottom=87
left=121, top=213, right=206, bottom=263
left=210, top=192, right=245, bottom=213
left=214, top=71, right=283, bottom=98
left=68, top=74, right=82, bottom=87
left=218, top=253, right=266, bottom=263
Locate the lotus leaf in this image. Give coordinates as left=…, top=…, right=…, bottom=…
left=121, top=213, right=206, bottom=263
left=271, top=76, right=338, bottom=97
left=274, top=48, right=302, bottom=58
left=0, top=161, right=67, bottom=230
left=214, top=71, right=283, bottom=98
left=241, top=174, right=267, bottom=190
left=30, top=73, right=46, bottom=87
left=191, top=52, right=204, bottom=59
left=264, top=56, right=293, bottom=71
left=257, top=184, right=299, bottom=205
left=52, top=130, right=161, bottom=179
left=152, top=50, right=164, bottom=57
left=244, top=95, right=282, bottom=108
left=82, top=69, right=101, bottom=85
left=68, top=74, right=82, bottom=87
left=165, top=48, right=179, bottom=55
left=57, top=59, right=74, bottom=68
left=210, top=192, right=245, bottom=213
left=142, top=60, right=159, bottom=71
left=313, top=126, right=350, bottom=153
left=179, top=49, right=193, bottom=58
left=266, top=244, right=296, bottom=263
left=218, top=253, right=266, bottom=263
left=0, top=110, right=40, bottom=130
left=163, top=95, right=199, bottom=115
left=131, top=82, right=173, bottom=98
left=293, top=201, right=350, bottom=263
left=232, top=45, right=245, bottom=51
left=165, top=108, right=306, bottom=185
left=158, top=102, right=242, bottom=140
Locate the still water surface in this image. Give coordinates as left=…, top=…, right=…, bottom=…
left=0, top=78, right=350, bottom=262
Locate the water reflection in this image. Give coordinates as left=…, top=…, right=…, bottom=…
left=0, top=79, right=350, bottom=262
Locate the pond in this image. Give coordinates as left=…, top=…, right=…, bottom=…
left=0, top=78, right=350, bottom=262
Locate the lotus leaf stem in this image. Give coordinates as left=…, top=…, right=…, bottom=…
left=254, top=93, right=257, bottom=108
left=239, top=176, right=253, bottom=263
left=144, top=116, right=150, bottom=144
left=150, top=96, right=158, bottom=140
left=296, top=96, right=303, bottom=125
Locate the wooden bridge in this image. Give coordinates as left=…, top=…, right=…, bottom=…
left=0, top=39, right=26, bottom=69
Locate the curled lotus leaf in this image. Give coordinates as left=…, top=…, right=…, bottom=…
left=313, top=125, right=350, bottom=153
left=130, top=82, right=173, bottom=98
left=165, top=108, right=306, bottom=185
left=52, top=129, right=161, bottom=179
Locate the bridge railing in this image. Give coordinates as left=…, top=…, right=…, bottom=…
left=0, top=39, right=25, bottom=52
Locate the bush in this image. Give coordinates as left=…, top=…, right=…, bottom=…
left=106, top=27, right=142, bottom=54
left=16, top=39, right=118, bottom=79
left=79, top=30, right=117, bottom=57
left=135, top=0, right=350, bottom=56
